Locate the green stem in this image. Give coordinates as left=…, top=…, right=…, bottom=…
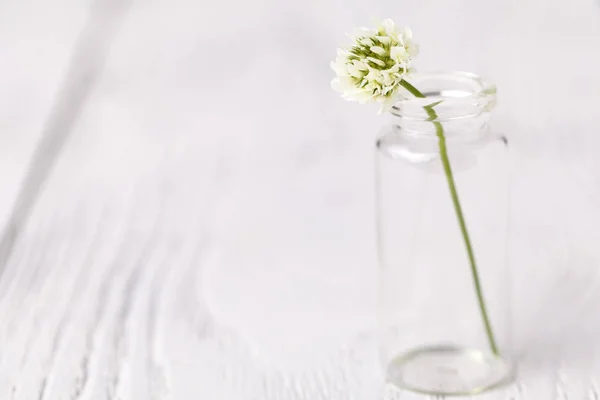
left=399, top=79, right=500, bottom=356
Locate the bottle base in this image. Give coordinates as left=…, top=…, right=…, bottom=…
left=386, top=345, right=514, bottom=396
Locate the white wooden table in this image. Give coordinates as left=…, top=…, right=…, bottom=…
left=1, top=0, right=600, bottom=398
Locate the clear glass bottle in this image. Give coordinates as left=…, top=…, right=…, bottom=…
left=376, top=72, right=515, bottom=396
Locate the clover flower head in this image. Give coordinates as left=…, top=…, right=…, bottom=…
left=331, top=19, right=419, bottom=113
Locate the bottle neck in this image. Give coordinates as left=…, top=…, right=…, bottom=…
left=388, top=111, right=494, bottom=144
left=388, top=71, right=497, bottom=143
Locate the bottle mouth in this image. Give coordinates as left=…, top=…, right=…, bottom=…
left=389, top=71, right=496, bottom=122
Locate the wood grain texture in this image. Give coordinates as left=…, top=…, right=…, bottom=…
left=1, top=0, right=600, bottom=398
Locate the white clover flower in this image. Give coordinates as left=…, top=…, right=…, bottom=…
left=331, top=19, right=419, bottom=113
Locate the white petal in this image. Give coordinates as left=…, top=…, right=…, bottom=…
left=331, top=76, right=356, bottom=93
left=402, top=27, right=413, bottom=41
left=367, top=57, right=385, bottom=67
left=385, top=63, right=401, bottom=73
left=360, top=37, right=374, bottom=47
left=381, top=74, right=395, bottom=87
left=365, top=68, right=383, bottom=82
left=375, top=36, right=391, bottom=45
left=408, top=42, right=419, bottom=57
left=353, top=90, right=375, bottom=103
left=341, top=76, right=357, bottom=87
left=394, top=70, right=407, bottom=80
left=382, top=81, right=399, bottom=94
left=347, top=64, right=366, bottom=78
left=330, top=61, right=344, bottom=74
left=379, top=19, right=395, bottom=35
left=370, top=46, right=386, bottom=56
left=352, top=60, right=368, bottom=70
left=390, top=46, right=408, bottom=61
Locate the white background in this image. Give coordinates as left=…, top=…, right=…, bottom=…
left=1, top=0, right=600, bottom=398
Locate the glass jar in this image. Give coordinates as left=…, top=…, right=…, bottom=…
left=376, top=72, right=515, bottom=396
